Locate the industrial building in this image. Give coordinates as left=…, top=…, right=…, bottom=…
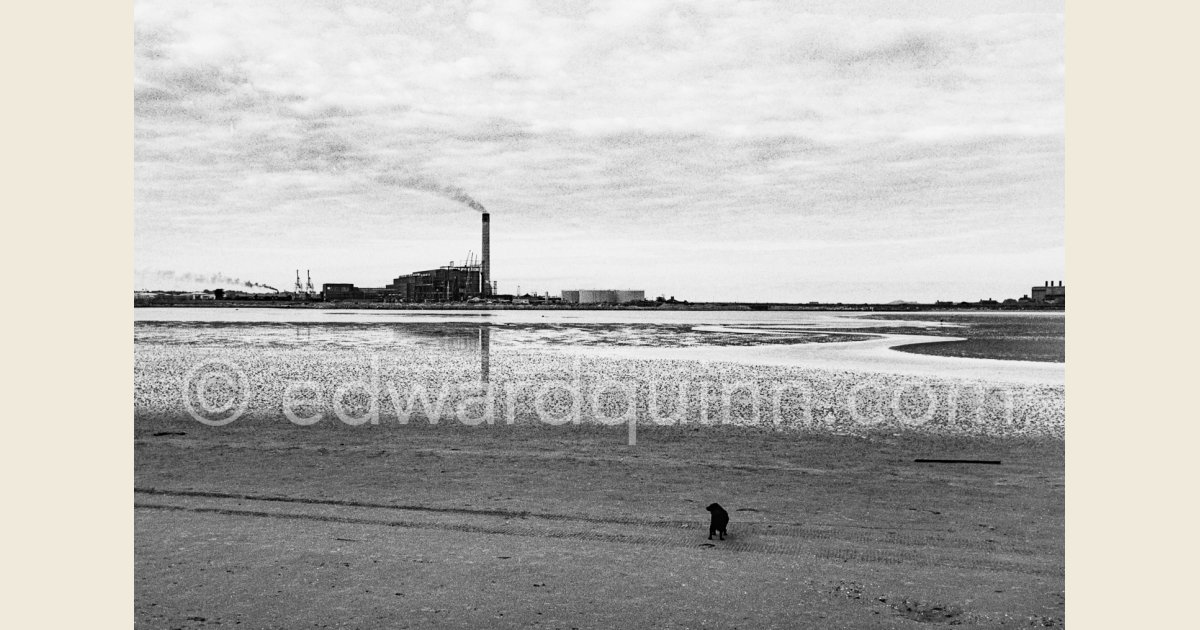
left=324, top=266, right=485, bottom=302
left=388, top=264, right=484, bottom=302
left=322, top=212, right=495, bottom=303
left=322, top=283, right=361, bottom=300
left=318, top=284, right=396, bottom=301
left=315, top=211, right=654, bottom=305
left=561, top=289, right=645, bottom=304
left=1031, top=280, right=1065, bottom=304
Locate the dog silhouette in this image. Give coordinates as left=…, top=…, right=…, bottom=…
left=706, top=503, right=729, bottom=540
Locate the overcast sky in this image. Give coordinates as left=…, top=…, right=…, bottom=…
left=135, top=0, right=1063, bottom=302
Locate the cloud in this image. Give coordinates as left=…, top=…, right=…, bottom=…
left=134, top=0, right=1063, bottom=301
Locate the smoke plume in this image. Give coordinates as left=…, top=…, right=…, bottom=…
left=136, top=270, right=279, bottom=292
left=244, top=280, right=280, bottom=292
left=380, top=175, right=487, bottom=213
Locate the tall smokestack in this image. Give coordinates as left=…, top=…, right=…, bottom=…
left=481, top=212, right=491, bottom=296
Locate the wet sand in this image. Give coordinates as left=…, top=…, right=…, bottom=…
left=552, top=331, right=1064, bottom=386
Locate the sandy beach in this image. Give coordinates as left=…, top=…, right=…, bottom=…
left=135, top=311, right=1063, bottom=627
left=136, top=420, right=1063, bottom=628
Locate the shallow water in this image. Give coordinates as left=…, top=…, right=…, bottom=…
left=135, top=307, right=960, bottom=327
left=134, top=309, right=1064, bottom=435
left=134, top=309, right=1062, bottom=380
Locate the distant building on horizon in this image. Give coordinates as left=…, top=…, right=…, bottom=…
left=1031, top=280, right=1065, bottom=304
left=561, top=289, right=645, bottom=304
left=322, top=262, right=487, bottom=303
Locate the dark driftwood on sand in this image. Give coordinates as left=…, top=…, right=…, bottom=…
left=914, top=459, right=1002, bottom=465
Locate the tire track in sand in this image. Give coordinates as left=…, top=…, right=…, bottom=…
left=135, top=488, right=1059, bottom=576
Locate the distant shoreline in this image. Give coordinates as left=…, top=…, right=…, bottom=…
left=134, top=300, right=1063, bottom=312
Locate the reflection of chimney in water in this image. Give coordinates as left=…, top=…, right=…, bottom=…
left=479, top=325, right=490, bottom=383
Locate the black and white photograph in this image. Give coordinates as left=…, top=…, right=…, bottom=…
left=133, top=1, right=1065, bottom=627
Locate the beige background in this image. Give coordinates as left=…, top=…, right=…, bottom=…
left=1065, top=1, right=1199, bottom=628
left=5, top=2, right=132, bottom=626
left=6, top=1, right=1197, bottom=627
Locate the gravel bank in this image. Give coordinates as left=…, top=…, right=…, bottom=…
left=137, top=344, right=1063, bottom=439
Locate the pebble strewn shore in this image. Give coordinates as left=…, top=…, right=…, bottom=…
left=136, top=344, right=1063, bottom=439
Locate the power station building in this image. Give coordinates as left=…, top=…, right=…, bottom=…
left=561, top=289, right=645, bottom=304
left=322, top=212, right=495, bottom=303
left=323, top=264, right=485, bottom=302
left=1031, top=280, right=1065, bottom=304
left=388, top=264, right=484, bottom=302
